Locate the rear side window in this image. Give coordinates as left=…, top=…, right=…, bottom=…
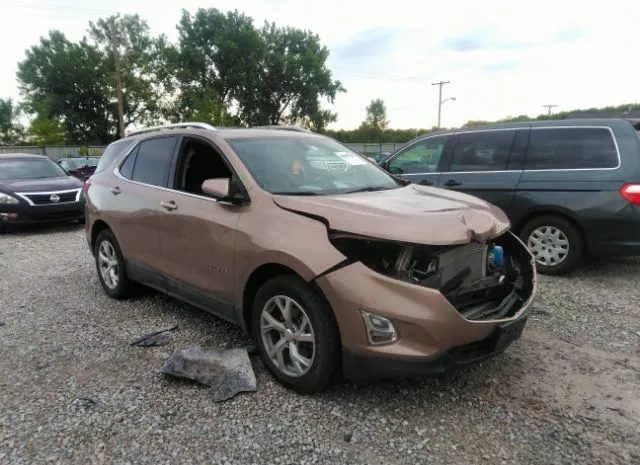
left=94, top=139, right=134, bottom=173
left=118, top=146, right=138, bottom=179
left=524, top=128, right=619, bottom=170
left=449, top=130, right=515, bottom=172
left=130, top=136, right=177, bottom=187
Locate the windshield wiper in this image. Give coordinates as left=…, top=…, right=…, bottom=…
left=271, top=191, right=322, bottom=196
left=342, top=185, right=396, bottom=194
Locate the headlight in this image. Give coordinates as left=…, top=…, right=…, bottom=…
left=0, top=193, right=19, bottom=205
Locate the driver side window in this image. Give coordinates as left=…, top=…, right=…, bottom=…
left=173, top=137, right=234, bottom=196
left=387, top=136, right=447, bottom=174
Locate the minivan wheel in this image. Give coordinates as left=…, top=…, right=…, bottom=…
left=252, top=275, right=340, bottom=394
left=520, top=215, right=583, bottom=275
left=94, top=229, right=137, bottom=299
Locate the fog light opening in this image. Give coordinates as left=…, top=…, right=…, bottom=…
left=360, top=310, right=398, bottom=345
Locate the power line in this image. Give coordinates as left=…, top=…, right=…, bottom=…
left=543, top=104, right=557, bottom=116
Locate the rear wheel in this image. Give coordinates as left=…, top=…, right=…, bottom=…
left=519, top=215, right=584, bottom=275
left=94, top=229, right=138, bottom=299
left=252, top=274, right=340, bottom=394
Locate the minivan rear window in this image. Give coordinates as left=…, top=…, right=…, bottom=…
left=524, top=127, right=618, bottom=170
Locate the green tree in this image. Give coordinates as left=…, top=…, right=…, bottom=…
left=29, top=116, right=67, bottom=146
left=0, top=98, right=24, bottom=145
left=173, top=9, right=343, bottom=128
left=17, top=31, right=113, bottom=144
left=171, top=8, right=264, bottom=123
left=363, top=98, right=389, bottom=132
left=246, top=23, right=344, bottom=127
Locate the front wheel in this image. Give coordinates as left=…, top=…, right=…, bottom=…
left=252, top=275, right=340, bottom=394
left=519, top=215, right=584, bottom=275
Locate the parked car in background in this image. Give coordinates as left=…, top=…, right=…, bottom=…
left=378, top=119, right=640, bottom=275
left=84, top=122, right=536, bottom=394
left=57, top=156, right=101, bottom=180
left=0, top=153, right=85, bottom=230
left=368, top=151, right=392, bottom=164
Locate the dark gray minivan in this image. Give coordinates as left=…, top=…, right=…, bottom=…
left=379, top=119, right=640, bottom=275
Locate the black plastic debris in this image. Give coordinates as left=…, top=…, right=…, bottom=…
left=130, top=325, right=178, bottom=347
left=161, top=345, right=257, bottom=402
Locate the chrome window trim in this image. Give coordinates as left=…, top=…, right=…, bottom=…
left=113, top=166, right=227, bottom=204
left=389, top=125, right=622, bottom=176
left=112, top=139, right=250, bottom=205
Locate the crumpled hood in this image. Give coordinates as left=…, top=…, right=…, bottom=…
left=273, top=184, right=511, bottom=245
left=0, top=176, right=82, bottom=193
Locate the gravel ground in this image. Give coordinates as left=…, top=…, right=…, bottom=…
left=1, top=224, right=639, bottom=465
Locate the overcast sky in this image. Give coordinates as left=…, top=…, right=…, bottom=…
left=3, top=0, right=640, bottom=129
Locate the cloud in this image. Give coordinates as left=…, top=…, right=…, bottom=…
left=332, top=27, right=400, bottom=61
left=482, top=58, right=523, bottom=72
left=552, top=26, right=587, bottom=43
left=439, top=28, right=534, bottom=53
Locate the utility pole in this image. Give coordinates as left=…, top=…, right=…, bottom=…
left=543, top=104, right=557, bottom=116
left=432, top=80, right=451, bottom=128
left=110, top=15, right=125, bottom=139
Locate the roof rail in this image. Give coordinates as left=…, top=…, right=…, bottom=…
left=252, top=125, right=312, bottom=133
left=125, top=122, right=217, bottom=138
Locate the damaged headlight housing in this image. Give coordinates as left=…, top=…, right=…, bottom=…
left=328, top=233, right=442, bottom=286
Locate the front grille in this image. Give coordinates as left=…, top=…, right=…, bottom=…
left=21, top=190, right=79, bottom=205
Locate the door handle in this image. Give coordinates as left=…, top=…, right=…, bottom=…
left=110, top=186, right=121, bottom=195
left=160, top=200, right=178, bottom=211
left=419, top=180, right=433, bottom=186
left=444, top=179, right=462, bottom=187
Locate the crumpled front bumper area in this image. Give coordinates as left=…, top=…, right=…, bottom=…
left=314, top=232, right=536, bottom=380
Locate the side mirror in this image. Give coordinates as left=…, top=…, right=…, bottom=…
left=202, top=178, right=230, bottom=198
left=202, top=178, right=247, bottom=205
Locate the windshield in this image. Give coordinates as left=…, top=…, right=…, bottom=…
left=0, top=158, right=70, bottom=180
left=64, top=157, right=100, bottom=169
left=226, top=136, right=399, bottom=195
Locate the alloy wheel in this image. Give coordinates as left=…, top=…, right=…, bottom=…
left=98, top=240, right=119, bottom=289
left=259, top=295, right=316, bottom=378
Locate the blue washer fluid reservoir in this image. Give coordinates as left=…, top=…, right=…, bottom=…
left=489, top=245, right=504, bottom=266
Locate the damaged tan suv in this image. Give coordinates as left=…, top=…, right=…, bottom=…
left=84, top=122, right=537, bottom=393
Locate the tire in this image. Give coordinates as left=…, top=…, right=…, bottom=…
left=251, top=274, right=340, bottom=394
left=94, top=229, right=138, bottom=299
left=519, top=215, right=584, bottom=275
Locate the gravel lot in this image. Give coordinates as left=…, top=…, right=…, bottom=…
left=1, top=224, right=639, bottom=465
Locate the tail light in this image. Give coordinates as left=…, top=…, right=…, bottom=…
left=83, top=179, right=91, bottom=193
left=619, top=183, right=640, bottom=205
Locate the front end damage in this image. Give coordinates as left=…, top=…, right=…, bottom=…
left=316, top=229, right=536, bottom=380
left=329, top=230, right=535, bottom=322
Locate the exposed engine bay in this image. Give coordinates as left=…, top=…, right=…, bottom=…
left=329, top=231, right=534, bottom=321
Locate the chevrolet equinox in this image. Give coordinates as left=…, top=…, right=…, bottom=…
left=84, top=122, right=537, bottom=393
